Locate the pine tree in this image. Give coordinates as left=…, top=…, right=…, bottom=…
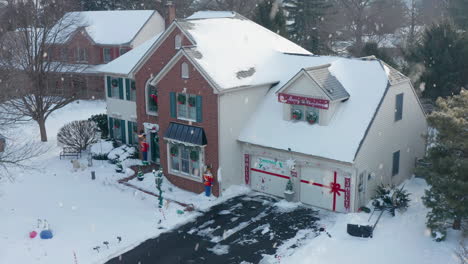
left=408, top=21, right=468, bottom=100
left=449, top=0, right=468, bottom=30
left=360, top=42, right=396, bottom=68
left=253, top=0, right=287, bottom=37
left=283, top=0, right=331, bottom=54
left=417, top=89, right=468, bottom=241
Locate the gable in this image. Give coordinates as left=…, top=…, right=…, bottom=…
left=282, top=72, right=328, bottom=99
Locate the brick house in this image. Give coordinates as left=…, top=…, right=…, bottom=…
left=101, top=11, right=427, bottom=212
left=49, top=10, right=165, bottom=99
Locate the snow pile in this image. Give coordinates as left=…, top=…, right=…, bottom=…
left=273, top=200, right=301, bottom=213
left=107, top=145, right=137, bottom=161
left=273, top=178, right=462, bottom=264
left=90, top=140, right=114, bottom=156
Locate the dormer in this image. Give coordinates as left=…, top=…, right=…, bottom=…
left=277, top=64, right=349, bottom=126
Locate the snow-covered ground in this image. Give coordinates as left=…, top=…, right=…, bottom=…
left=272, top=178, right=463, bottom=264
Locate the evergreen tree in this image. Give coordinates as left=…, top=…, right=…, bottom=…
left=449, top=0, right=468, bottom=30
left=408, top=21, right=468, bottom=100
left=284, top=0, right=331, bottom=54
left=417, top=89, right=468, bottom=241
left=253, top=0, right=287, bottom=37
left=359, top=42, right=396, bottom=68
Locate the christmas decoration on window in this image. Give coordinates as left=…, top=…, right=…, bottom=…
left=150, top=93, right=158, bottom=105
left=170, top=145, right=178, bottom=157
left=190, top=149, right=199, bottom=162
left=111, top=78, right=118, bottom=87
left=114, top=121, right=120, bottom=129
left=188, top=96, right=196, bottom=107
left=177, top=93, right=186, bottom=105
left=291, top=109, right=302, bottom=120
left=306, top=111, right=318, bottom=124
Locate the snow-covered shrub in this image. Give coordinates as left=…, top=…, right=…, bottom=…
left=57, top=120, right=99, bottom=151
left=88, top=114, right=108, bottom=138
left=372, top=184, right=410, bottom=216
left=90, top=140, right=114, bottom=160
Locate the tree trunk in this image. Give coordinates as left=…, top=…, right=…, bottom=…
left=38, top=118, right=48, bottom=142
left=453, top=217, right=461, bottom=230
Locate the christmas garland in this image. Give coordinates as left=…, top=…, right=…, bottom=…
left=306, top=111, right=318, bottom=124
left=111, top=78, right=119, bottom=87
left=188, top=96, right=196, bottom=107
left=190, top=149, right=199, bottom=162
left=292, top=109, right=302, bottom=120
left=177, top=93, right=186, bottom=105
left=170, top=145, right=179, bottom=156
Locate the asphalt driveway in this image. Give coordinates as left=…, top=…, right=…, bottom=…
left=106, top=194, right=321, bottom=264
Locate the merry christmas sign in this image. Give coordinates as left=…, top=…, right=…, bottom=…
left=278, top=93, right=329, bottom=110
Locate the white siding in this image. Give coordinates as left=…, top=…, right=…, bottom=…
left=218, top=85, right=271, bottom=193
left=286, top=74, right=326, bottom=98
left=354, top=81, right=427, bottom=205
left=131, top=12, right=165, bottom=47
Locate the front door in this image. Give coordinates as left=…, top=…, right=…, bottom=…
left=150, top=132, right=160, bottom=164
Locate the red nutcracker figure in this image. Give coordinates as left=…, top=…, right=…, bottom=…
left=139, top=134, right=149, bottom=162
left=203, top=167, right=214, bottom=197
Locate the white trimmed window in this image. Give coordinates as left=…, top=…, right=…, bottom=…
left=103, top=48, right=112, bottom=63
left=175, top=34, right=182, bottom=49
left=76, top=47, right=88, bottom=62
left=110, top=77, right=120, bottom=99
left=177, top=93, right=197, bottom=121
left=181, top=62, right=189, bottom=79
left=119, top=48, right=128, bottom=56
left=146, top=82, right=158, bottom=115
left=169, top=143, right=202, bottom=180
left=290, top=105, right=319, bottom=125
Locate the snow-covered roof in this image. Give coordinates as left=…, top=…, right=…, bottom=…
left=99, top=33, right=163, bottom=76
left=304, top=65, right=350, bottom=101
left=177, top=12, right=311, bottom=89
left=187, top=11, right=237, bottom=19
left=239, top=57, right=392, bottom=163
left=54, top=10, right=157, bottom=45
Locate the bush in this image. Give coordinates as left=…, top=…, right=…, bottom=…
left=57, top=120, right=99, bottom=151
left=88, top=114, right=108, bottom=138
left=92, top=153, right=108, bottom=160
left=372, top=184, right=411, bottom=216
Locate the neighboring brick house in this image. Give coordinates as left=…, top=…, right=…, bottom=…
left=49, top=10, right=165, bottom=99
left=100, top=11, right=427, bottom=212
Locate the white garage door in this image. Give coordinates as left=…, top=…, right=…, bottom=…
left=300, top=167, right=351, bottom=212
left=250, top=156, right=290, bottom=198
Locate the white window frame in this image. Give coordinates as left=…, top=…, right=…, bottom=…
left=177, top=93, right=197, bottom=121
left=167, top=142, right=204, bottom=182
left=112, top=118, right=123, bottom=142
left=129, top=80, right=137, bottom=102
left=76, top=47, right=88, bottom=63
left=175, top=34, right=182, bottom=49
left=145, top=79, right=158, bottom=116
left=103, top=47, right=112, bottom=63
left=181, top=62, right=189, bottom=79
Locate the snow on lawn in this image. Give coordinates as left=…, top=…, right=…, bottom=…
left=0, top=100, right=201, bottom=264
left=271, top=177, right=462, bottom=264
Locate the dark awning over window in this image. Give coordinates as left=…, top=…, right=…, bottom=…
left=164, top=122, right=207, bottom=146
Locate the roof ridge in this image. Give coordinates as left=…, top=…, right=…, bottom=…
left=303, top=63, right=332, bottom=71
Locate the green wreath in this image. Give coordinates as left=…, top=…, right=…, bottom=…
left=170, top=145, right=178, bottom=156
left=292, top=109, right=302, bottom=120
left=190, top=149, right=199, bottom=162
left=306, top=111, right=318, bottom=124
left=188, top=96, right=196, bottom=107
left=177, top=94, right=186, bottom=105
left=111, top=78, right=119, bottom=87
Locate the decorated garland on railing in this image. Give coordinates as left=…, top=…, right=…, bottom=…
left=306, top=111, right=318, bottom=124
left=292, top=109, right=302, bottom=120
left=190, top=149, right=199, bottom=162
left=177, top=94, right=186, bottom=105
left=170, top=145, right=178, bottom=157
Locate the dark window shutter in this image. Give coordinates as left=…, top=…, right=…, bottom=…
left=120, top=120, right=126, bottom=144
left=196, top=95, right=203, bottom=123
left=118, top=78, right=124, bottom=99
left=170, top=92, right=176, bottom=118
left=106, top=76, right=112, bottom=97
left=395, top=93, right=403, bottom=121
left=127, top=121, right=133, bottom=145
left=392, top=151, right=400, bottom=176
left=125, top=79, right=131, bottom=101
left=108, top=117, right=114, bottom=138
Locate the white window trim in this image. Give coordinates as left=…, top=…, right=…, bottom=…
left=181, top=62, right=189, bottom=79
left=103, top=47, right=112, bottom=63
left=145, top=78, right=158, bottom=116
left=175, top=34, right=182, bottom=49
left=119, top=47, right=128, bottom=56
left=177, top=93, right=197, bottom=121
left=167, top=142, right=205, bottom=183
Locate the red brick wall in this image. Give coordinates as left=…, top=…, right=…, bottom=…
left=157, top=56, right=220, bottom=197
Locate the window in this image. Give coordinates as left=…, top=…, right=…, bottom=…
left=147, top=83, right=158, bottom=114
left=395, top=93, right=403, bottom=121
left=103, top=48, right=112, bottom=63
left=169, top=143, right=202, bottom=179
left=76, top=47, right=88, bottom=62
left=181, top=62, right=189, bottom=79
left=60, top=47, right=68, bottom=61
left=392, top=150, right=400, bottom=176
left=128, top=121, right=138, bottom=145
left=129, top=80, right=137, bottom=101
left=175, top=34, right=182, bottom=49
left=177, top=93, right=197, bottom=121
left=290, top=105, right=319, bottom=125
left=112, top=118, right=124, bottom=142
left=119, top=48, right=128, bottom=56
left=109, top=77, right=120, bottom=99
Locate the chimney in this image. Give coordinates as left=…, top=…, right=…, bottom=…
left=166, top=1, right=176, bottom=25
